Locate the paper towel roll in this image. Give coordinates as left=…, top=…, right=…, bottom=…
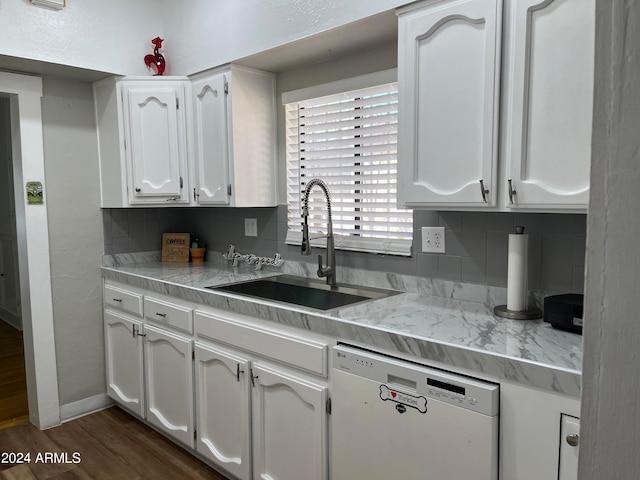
left=506, top=231, right=528, bottom=311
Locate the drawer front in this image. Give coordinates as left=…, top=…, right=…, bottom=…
left=195, top=310, right=328, bottom=377
left=104, top=284, right=143, bottom=317
left=145, top=297, right=193, bottom=334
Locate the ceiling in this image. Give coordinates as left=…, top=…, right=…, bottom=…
left=235, top=9, right=398, bottom=73
left=0, top=9, right=398, bottom=81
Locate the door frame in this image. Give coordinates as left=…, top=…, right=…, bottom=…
left=1, top=71, right=60, bottom=429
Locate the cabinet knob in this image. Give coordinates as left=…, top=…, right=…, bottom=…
left=566, top=433, right=579, bottom=447
left=135, top=187, right=141, bottom=193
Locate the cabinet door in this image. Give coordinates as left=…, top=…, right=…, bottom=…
left=104, top=310, right=144, bottom=418
left=194, top=343, right=251, bottom=480
left=397, top=0, right=502, bottom=207
left=503, top=0, right=594, bottom=209
left=123, top=84, right=188, bottom=203
left=192, top=73, right=230, bottom=205
left=144, top=324, right=194, bottom=447
left=251, top=363, right=328, bottom=480
left=558, top=414, right=580, bottom=480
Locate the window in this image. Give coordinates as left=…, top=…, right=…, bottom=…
left=285, top=73, right=413, bottom=256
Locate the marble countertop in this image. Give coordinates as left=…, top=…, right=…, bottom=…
left=101, top=253, right=582, bottom=397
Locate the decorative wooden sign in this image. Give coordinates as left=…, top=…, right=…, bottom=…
left=161, top=233, right=190, bottom=263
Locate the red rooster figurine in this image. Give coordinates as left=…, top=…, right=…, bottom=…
left=144, top=37, right=166, bottom=76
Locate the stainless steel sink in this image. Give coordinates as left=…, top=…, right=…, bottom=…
left=208, top=274, right=399, bottom=311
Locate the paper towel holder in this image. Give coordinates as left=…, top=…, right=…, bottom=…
left=494, top=225, right=543, bottom=320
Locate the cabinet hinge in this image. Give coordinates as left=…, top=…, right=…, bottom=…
left=224, top=82, right=229, bottom=94
left=227, top=184, right=232, bottom=196
left=326, top=397, right=332, bottom=415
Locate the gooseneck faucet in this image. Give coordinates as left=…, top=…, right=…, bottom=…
left=301, top=178, right=337, bottom=287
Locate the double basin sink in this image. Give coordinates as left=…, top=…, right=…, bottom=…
left=208, top=274, right=399, bottom=311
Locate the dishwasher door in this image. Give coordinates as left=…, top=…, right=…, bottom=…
left=331, top=345, right=499, bottom=480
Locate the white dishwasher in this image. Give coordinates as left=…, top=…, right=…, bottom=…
left=331, top=345, right=499, bottom=480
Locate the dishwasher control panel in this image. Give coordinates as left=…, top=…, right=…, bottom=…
left=333, top=345, right=499, bottom=416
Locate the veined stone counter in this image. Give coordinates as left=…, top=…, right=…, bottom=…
left=102, top=252, right=582, bottom=397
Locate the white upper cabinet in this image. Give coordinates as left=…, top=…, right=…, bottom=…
left=502, top=0, right=594, bottom=209
left=123, top=82, right=189, bottom=204
left=191, top=72, right=230, bottom=205
left=397, top=0, right=502, bottom=208
left=397, top=0, right=595, bottom=211
left=94, top=76, right=191, bottom=207
left=190, top=65, right=277, bottom=207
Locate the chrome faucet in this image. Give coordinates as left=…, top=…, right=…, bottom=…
left=301, top=178, right=337, bottom=287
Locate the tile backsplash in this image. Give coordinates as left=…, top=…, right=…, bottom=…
left=103, top=206, right=586, bottom=294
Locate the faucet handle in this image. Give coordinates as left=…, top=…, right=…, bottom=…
left=317, top=254, right=324, bottom=276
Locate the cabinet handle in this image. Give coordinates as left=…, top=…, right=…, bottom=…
left=132, top=324, right=146, bottom=338
left=166, top=196, right=180, bottom=202
left=155, top=312, right=167, bottom=318
left=112, top=298, right=122, bottom=303
left=250, top=367, right=258, bottom=387
left=479, top=179, right=489, bottom=203
left=566, top=434, right=579, bottom=447
left=236, top=363, right=245, bottom=382
left=508, top=179, right=517, bottom=204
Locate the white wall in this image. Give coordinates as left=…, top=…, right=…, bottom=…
left=579, top=0, right=640, bottom=477
left=41, top=77, right=105, bottom=406
left=161, top=0, right=405, bottom=75
left=0, top=0, right=163, bottom=76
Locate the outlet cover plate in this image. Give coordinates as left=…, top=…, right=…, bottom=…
left=244, top=218, right=258, bottom=237
left=421, top=226, right=445, bottom=253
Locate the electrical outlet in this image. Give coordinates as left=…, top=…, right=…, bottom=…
left=421, top=227, right=445, bottom=253
left=244, top=218, right=258, bottom=237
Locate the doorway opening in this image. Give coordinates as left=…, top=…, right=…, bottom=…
left=0, top=95, right=28, bottom=429
left=0, top=72, right=60, bottom=430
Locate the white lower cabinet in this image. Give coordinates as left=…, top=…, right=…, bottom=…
left=144, top=324, right=194, bottom=448
left=251, top=362, right=328, bottom=480
left=195, top=341, right=328, bottom=480
left=104, top=310, right=145, bottom=418
left=194, top=342, right=252, bottom=479
left=500, top=380, right=580, bottom=480
left=194, top=308, right=330, bottom=480
left=558, top=414, right=580, bottom=480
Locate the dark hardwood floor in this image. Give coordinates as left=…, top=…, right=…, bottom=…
left=0, top=406, right=229, bottom=479
left=0, top=319, right=29, bottom=430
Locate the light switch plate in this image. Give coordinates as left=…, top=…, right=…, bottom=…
left=244, top=218, right=258, bottom=237
left=421, top=227, right=445, bottom=253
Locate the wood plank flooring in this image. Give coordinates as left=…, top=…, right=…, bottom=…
left=0, top=320, right=29, bottom=430
left=0, top=406, right=229, bottom=480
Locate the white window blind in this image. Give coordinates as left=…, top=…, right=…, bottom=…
left=285, top=81, right=413, bottom=256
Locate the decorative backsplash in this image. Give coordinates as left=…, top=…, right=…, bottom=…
left=102, top=206, right=586, bottom=295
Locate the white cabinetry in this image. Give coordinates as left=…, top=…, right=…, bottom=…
left=144, top=323, right=194, bottom=448
left=397, top=0, right=594, bottom=211
left=558, top=414, right=580, bottom=480
left=104, top=310, right=145, bottom=418
left=502, top=0, right=594, bottom=209
left=103, top=281, right=194, bottom=448
left=94, top=77, right=191, bottom=207
left=397, top=0, right=502, bottom=208
left=500, top=380, right=580, bottom=480
left=194, top=308, right=330, bottom=480
left=190, top=65, right=277, bottom=207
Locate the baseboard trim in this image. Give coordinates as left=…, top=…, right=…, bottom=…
left=60, top=393, right=114, bottom=423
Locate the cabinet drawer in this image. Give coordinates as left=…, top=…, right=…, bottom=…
left=144, top=297, right=193, bottom=334
left=195, top=310, right=328, bottom=377
left=104, top=284, right=143, bottom=316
